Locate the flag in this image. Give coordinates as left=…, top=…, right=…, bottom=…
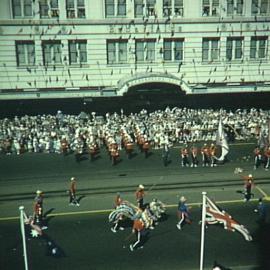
left=205, top=196, right=252, bottom=241
left=216, top=119, right=229, bottom=161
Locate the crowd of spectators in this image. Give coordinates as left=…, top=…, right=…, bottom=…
left=0, top=107, right=269, bottom=155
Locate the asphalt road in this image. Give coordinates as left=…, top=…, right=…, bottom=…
left=1, top=143, right=270, bottom=270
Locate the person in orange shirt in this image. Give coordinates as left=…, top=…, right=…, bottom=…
left=135, top=185, right=145, bottom=209
left=129, top=218, right=146, bottom=251
left=69, top=177, right=80, bottom=206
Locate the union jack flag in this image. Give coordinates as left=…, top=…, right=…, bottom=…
left=205, top=196, right=252, bottom=241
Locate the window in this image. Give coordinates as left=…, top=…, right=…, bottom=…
left=107, top=40, right=128, bottom=64
left=251, top=0, right=269, bottom=15
left=135, top=0, right=156, bottom=18
left=68, top=40, right=87, bottom=64
left=163, top=0, right=184, bottom=17
left=12, top=0, right=32, bottom=17
left=66, top=0, right=85, bottom=18
left=202, top=0, right=219, bottom=16
left=250, top=37, right=268, bottom=59
left=40, top=0, right=59, bottom=18
left=202, top=38, right=220, bottom=62
left=226, top=37, right=243, bottom=61
left=42, top=41, right=62, bottom=65
left=15, top=41, right=35, bottom=66
left=227, top=0, right=243, bottom=15
left=163, top=39, right=184, bottom=61
left=105, top=0, right=126, bottom=17
left=135, top=40, right=155, bottom=62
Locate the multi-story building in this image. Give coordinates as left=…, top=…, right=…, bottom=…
left=0, top=0, right=269, bottom=100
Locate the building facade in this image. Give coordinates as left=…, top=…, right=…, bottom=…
left=0, top=0, right=269, bottom=99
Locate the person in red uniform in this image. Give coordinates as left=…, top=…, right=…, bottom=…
left=264, top=146, right=270, bottom=170
left=125, top=140, right=134, bottom=159
left=61, top=137, right=69, bottom=156
left=129, top=218, right=146, bottom=251
left=111, top=144, right=119, bottom=166
left=69, top=177, right=80, bottom=206
left=209, top=143, right=217, bottom=167
left=33, top=190, right=44, bottom=225
left=241, top=174, right=254, bottom=202
left=253, top=146, right=262, bottom=170
left=142, top=139, right=150, bottom=158
left=201, top=143, right=210, bottom=167
left=135, top=184, right=145, bottom=209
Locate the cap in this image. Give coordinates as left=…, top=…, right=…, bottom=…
left=180, top=196, right=186, bottom=202
left=248, top=174, right=252, bottom=178
left=36, top=190, right=42, bottom=194
left=71, top=177, right=76, bottom=181
left=139, top=184, right=144, bottom=189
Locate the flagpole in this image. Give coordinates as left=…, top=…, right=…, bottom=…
left=19, top=206, right=29, bottom=270
left=199, top=192, right=207, bottom=270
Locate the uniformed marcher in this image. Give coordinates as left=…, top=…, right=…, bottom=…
left=129, top=218, right=146, bottom=251
left=190, top=146, right=199, bottom=167
left=33, top=190, right=44, bottom=225
left=201, top=143, right=210, bottom=167
left=135, top=185, right=145, bottom=209
left=69, top=177, right=80, bottom=206
left=241, top=174, right=254, bottom=202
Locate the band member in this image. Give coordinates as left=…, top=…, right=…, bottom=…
left=142, top=139, right=150, bottom=158
left=241, top=174, right=254, bottom=202
left=253, top=146, right=262, bottom=170
left=74, top=139, right=84, bottom=163
left=176, top=196, right=191, bottom=230
left=201, top=143, right=210, bottom=167
left=69, top=177, right=80, bottom=206
left=61, top=137, right=69, bottom=156
left=190, top=146, right=199, bottom=167
left=209, top=143, right=217, bottom=167
left=136, top=185, right=145, bottom=209
left=125, top=140, right=134, bottom=159
left=111, top=144, right=119, bottom=166
left=129, top=218, right=146, bottom=251
left=33, top=190, right=44, bottom=225
left=181, top=146, right=189, bottom=167
left=264, top=146, right=270, bottom=170
left=89, top=143, right=96, bottom=162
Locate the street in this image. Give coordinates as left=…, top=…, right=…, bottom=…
left=0, top=143, right=270, bottom=270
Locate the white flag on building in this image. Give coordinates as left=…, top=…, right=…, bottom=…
left=216, top=119, right=229, bottom=161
